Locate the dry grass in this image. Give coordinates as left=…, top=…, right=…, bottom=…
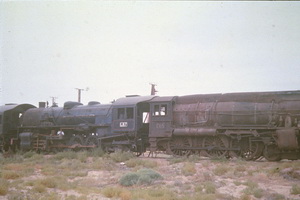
left=102, top=186, right=132, bottom=200
left=0, top=150, right=299, bottom=199
left=90, top=158, right=116, bottom=170
left=125, top=158, right=158, bottom=168
left=131, top=188, right=178, bottom=200
left=0, top=179, right=8, bottom=196
left=109, top=151, right=135, bottom=162
left=291, top=184, right=300, bottom=195
left=1, top=171, right=21, bottom=180
left=181, top=162, right=197, bottom=176
left=213, top=165, right=230, bottom=176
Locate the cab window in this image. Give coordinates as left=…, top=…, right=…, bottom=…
left=160, top=104, right=167, bottom=116
left=118, top=108, right=125, bottom=119
left=126, top=108, right=133, bottom=119
left=153, top=104, right=167, bottom=116
left=117, top=107, right=134, bottom=119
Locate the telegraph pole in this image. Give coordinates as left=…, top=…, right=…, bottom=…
left=150, top=83, right=158, bottom=95
left=75, top=87, right=89, bottom=103
left=50, top=96, right=58, bottom=107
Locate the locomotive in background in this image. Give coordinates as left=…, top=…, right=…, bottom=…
left=1, top=90, right=300, bottom=161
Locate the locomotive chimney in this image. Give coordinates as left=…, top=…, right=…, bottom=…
left=39, top=102, right=46, bottom=108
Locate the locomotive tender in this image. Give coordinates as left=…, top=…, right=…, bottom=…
left=1, top=90, right=300, bottom=161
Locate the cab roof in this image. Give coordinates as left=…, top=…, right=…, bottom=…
left=113, top=96, right=156, bottom=106
left=148, top=96, right=176, bottom=103
left=0, top=104, right=36, bottom=115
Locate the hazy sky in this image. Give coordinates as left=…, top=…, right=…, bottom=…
left=1, top=1, right=300, bottom=106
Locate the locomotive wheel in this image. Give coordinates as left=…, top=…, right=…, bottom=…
left=228, top=139, right=240, bottom=158
left=202, top=136, right=229, bottom=158
left=240, top=140, right=264, bottom=161
left=85, top=136, right=99, bottom=148
left=263, top=144, right=281, bottom=161
left=192, top=137, right=205, bottom=156
left=67, top=135, right=83, bottom=150
left=168, top=137, right=192, bottom=156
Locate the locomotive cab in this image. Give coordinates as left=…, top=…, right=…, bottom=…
left=0, top=104, right=36, bottom=151
left=149, top=96, right=176, bottom=138
left=147, top=96, right=176, bottom=154
left=111, top=96, right=155, bottom=153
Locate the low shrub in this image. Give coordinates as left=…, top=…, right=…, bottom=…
left=6, top=191, right=26, bottom=200
left=52, top=150, right=77, bottom=160
left=87, top=147, right=105, bottom=157
left=187, top=154, right=201, bottom=162
left=39, top=177, right=57, bottom=188
left=181, top=162, right=196, bottom=176
left=240, top=194, right=252, bottom=200
left=110, top=151, right=134, bottom=162
left=32, top=184, right=47, bottom=193
left=213, top=165, right=229, bottom=176
left=253, top=188, right=264, bottom=198
left=235, top=165, right=246, bottom=172
left=1, top=171, right=21, bottom=180
left=3, top=163, right=23, bottom=171
left=265, top=193, right=285, bottom=200
left=0, top=179, right=9, bottom=196
left=22, top=151, right=38, bottom=158
left=291, top=184, right=300, bottom=195
left=167, top=156, right=188, bottom=164
left=125, top=158, right=157, bottom=168
left=242, top=180, right=264, bottom=198
left=91, top=158, right=116, bottom=170
left=119, top=168, right=163, bottom=186
left=131, top=188, right=177, bottom=200
left=119, top=172, right=140, bottom=186
left=77, top=151, right=88, bottom=163
left=188, top=193, right=216, bottom=200
left=137, top=168, right=163, bottom=184
left=203, top=181, right=216, bottom=194
left=102, top=186, right=131, bottom=200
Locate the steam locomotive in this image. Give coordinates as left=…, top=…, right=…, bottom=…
left=1, top=90, right=300, bottom=161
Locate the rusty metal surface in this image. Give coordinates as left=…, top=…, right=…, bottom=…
left=173, top=127, right=216, bottom=136
left=276, top=129, right=299, bottom=150
left=173, top=91, right=300, bottom=128
left=177, top=90, right=300, bottom=104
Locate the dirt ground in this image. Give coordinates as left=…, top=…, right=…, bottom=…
left=0, top=151, right=300, bottom=200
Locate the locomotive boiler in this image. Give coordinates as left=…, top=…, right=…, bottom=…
left=18, top=101, right=113, bottom=151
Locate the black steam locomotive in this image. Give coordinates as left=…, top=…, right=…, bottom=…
left=1, top=90, right=300, bottom=161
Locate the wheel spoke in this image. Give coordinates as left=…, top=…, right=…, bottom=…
left=202, top=136, right=228, bottom=158
left=241, top=140, right=264, bottom=161
left=67, top=135, right=83, bottom=150
left=168, top=137, right=191, bottom=156
left=85, top=136, right=99, bottom=147
left=263, top=144, right=281, bottom=161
